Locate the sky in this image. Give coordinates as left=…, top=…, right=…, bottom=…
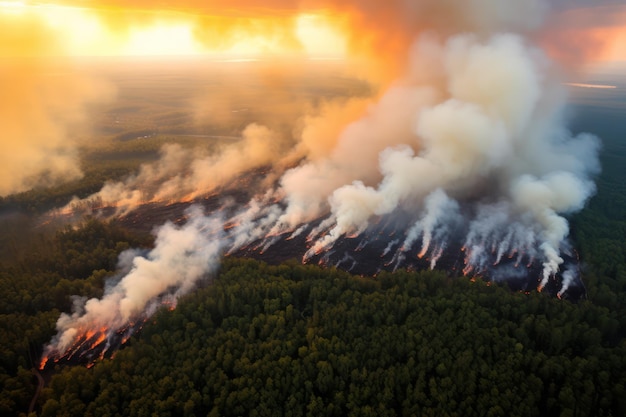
left=0, top=0, right=624, bottom=62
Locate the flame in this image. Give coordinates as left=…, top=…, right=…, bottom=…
left=88, top=328, right=109, bottom=350
left=40, top=317, right=150, bottom=369
left=39, top=355, right=49, bottom=370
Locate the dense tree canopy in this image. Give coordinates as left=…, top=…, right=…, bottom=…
left=34, top=259, right=626, bottom=417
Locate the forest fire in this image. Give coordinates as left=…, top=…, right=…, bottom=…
left=38, top=0, right=599, bottom=371
left=40, top=321, right=145, bottom=370
left=41, top=169, right=589, bottom=368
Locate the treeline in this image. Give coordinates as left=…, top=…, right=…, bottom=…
left=37, top=258, right=626, bottom=417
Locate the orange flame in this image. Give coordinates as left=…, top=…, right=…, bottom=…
left=39, top=355, right=49, bottom=370
left=89, top=329, right=109, bottom=350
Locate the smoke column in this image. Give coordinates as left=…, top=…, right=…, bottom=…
left=42, top=0, right=600, bottom=365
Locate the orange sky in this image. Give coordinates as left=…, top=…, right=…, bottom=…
left=1, top=1, right=623, bottom=67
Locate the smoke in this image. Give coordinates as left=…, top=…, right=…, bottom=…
left=0, top=13, right=114, bottom=197
left=539, top=3, right=626, bottom=65
left=557, top=265, right=579, bottom=299
left=296, top=34, right=598, bottom=271
left=42, top=0, right=601, bottom=364
left=42, top=206, right=225, bottom=361
left=89, top=123, right=287, bottom=213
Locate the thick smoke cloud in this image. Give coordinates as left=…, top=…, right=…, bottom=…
left=0, top=13, right=114, bottom=197
left=299, top=33, right=599, bottom=288
left=42, top=0, right=600, bottom=364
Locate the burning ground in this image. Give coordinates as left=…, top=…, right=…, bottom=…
left=40, top=1, right=600, bottom=368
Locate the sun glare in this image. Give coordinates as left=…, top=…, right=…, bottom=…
left=0, top=0, right=26, bottom=15
left=123, top=23, right=206, bottom=56
left=1, top=4, right=349, bottom=59
left=296, top=13, right=347, bottom=58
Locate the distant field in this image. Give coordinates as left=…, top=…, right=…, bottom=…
left=86, top=57, right=373, bottom=142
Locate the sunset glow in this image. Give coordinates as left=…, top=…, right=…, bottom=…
left=2, top=1, right=623, bottom=65
left=121, top=23, right=205, bottom=56
left=0, top=2, right=350, bottom=58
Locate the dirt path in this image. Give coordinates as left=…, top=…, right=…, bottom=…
left=28, top=368, right=44, bottom=415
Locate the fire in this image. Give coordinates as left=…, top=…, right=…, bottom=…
left=88, top=328, right=109, bottom=350
left=39, top=356, right=49, bottom=371
left=40, top=318, right=150, bottom=370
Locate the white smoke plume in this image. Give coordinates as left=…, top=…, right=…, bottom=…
left=299, top=33, right=598, bottom=277
left=42, top=0, right=600, bottom=364
left=41, top=206, right=226, bottom=364
left=557, top=265, right=579, bottom=299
